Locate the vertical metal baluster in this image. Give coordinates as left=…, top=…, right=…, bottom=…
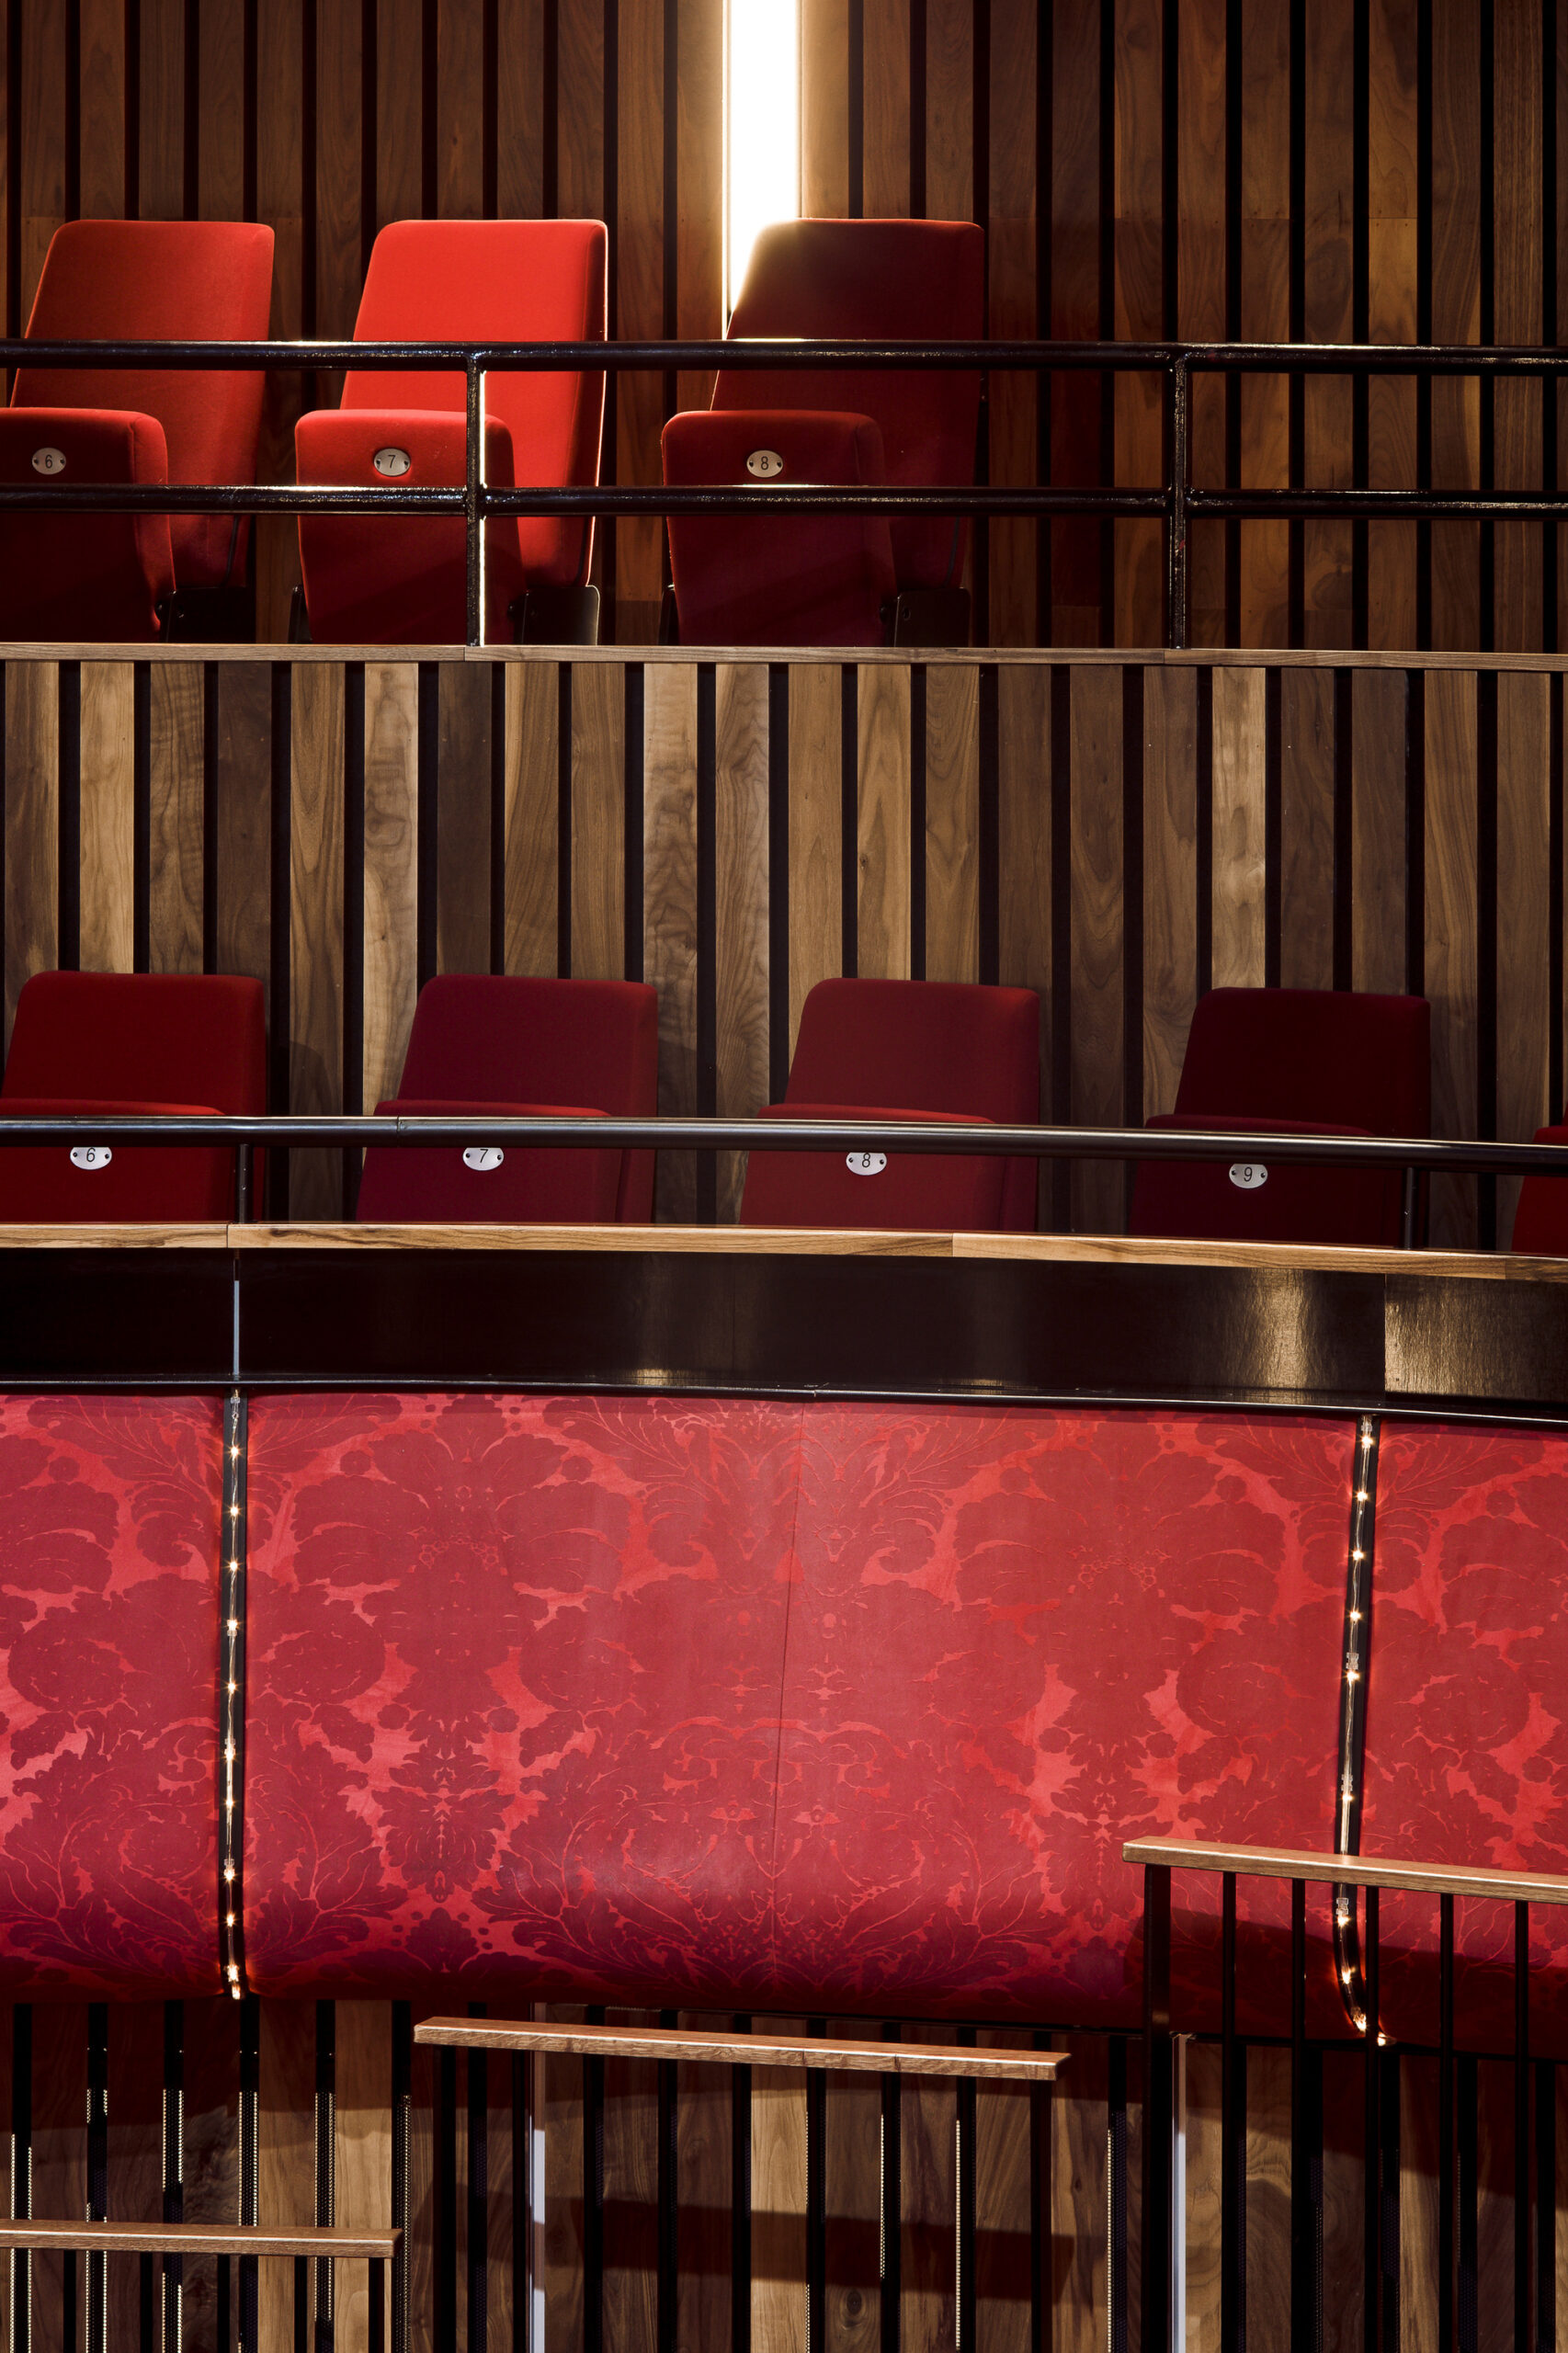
left=730, top=2021, right=752, bottom=2353
left=465, top=358, right=484, bottom=649
left=1439, top=1894, right=1455, bottom=2353
left=467, top=2011, right=487, bottom=2353
left=512, top=2051, right=528, bottom=2353
left=806, top=2022, right=826, bottom=2353
left=238, top=1997, right=259, bottom=2353
left=85, top=2005, right=107, bottom=2353
left=582, top=2034, right=604, bottom=2353
left=1168, top=354, right=1190, bottom=650
left=162, top=2003, right=184, bottom=2353
left=315, top=2002, right=335, bottom=2353
left=12, top=2006, right=31, bottom=2353
left=1108, top=2040, right=1127, bottom=2353
left=954, top=2040, right=976, bottom=2353
left=1458, top=2052, right=1478, bottom=2353
left=1028, top=2031, right=1050, bottom=2353
left=437, top=2047, right=458, bottom=2353
left=390, top=2006, right=411, bottom=2353
left=1506, top=1892, right=1516, bottom=2353
left=1221, top=1872, right=1243, bottom=2353
left=656, top=2014, right=677, bottom=2353
left=880, top=2027, right=901, bottom=2353
left=1290, top=1879, right=1313, bottom=2353
left=1537, top=2057, right=1556, bottom=2353
left=1363, top=1888, right=1380, bottom=2353
left=1140, top=1864, right=1173, bottom=2353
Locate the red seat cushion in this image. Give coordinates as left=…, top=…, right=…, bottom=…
left=239, top=1394, right=1350, bottom=2029
left=0, top=973, right=267, bottom=1223
left=0, top=408, right=174, bottom=638
left=0, top=1392, right=223, bottom=1995
left=1130, top=987, right=1431, bottom=1246
left=357, top=975, right=658, bottom=1224
left=663, top=219, right=983, bottom=645
left=0, top=219, right=274, bottom=633
left=1129, top=1114, right=1406, bottom=1247
left=739, top=1104, right=1006, bottom=1230
left=1510, top=1120, right=1568, bottom=1255
left=298, top=219, right=607, bottom=643
left=740, top=979, right=1040, bottom=1231
left=663, top=408, right=895, bottom=646
left=355, top=1100, right=620, bottom=1224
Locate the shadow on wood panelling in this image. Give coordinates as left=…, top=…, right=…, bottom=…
left=2, top=4, right=1565, bottom=652
left=0, top=646, right=1559, bottom=1245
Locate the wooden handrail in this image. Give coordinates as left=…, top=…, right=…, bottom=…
left=414, top=2018, right=1063, bottom=2082
left=1123, top=1836, right=1568, bottom=1905
left=0, top=2223, right=399, bottom=2258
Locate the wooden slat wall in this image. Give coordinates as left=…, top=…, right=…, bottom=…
left=0, top=3, right=1564, bottom=650
left=6, top=1995, right=1528, bottom=2353
left=1, top=643, right=1557, bottom=1246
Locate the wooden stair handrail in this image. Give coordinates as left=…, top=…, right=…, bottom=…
left=414, top=2018, right=1063, bottom=2082
left=1123, top=1836, right=1568, bottom=1905
left=0, top=2224, right=399, bottom=2259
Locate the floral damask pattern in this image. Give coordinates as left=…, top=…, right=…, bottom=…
left=244, top=1394, right=1352, bottom=2027
left=1363, top=1420, right=1568, bottom=2055
left=0, top=1393, right=222, bottom=1995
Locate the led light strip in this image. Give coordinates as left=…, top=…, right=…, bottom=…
left=1333, top=1414, right=1381, bottom=2036
left=220, top=1390, right=247, bottom=2002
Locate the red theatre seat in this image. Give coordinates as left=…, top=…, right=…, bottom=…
left=661, top=220, right=983, bottom=646
left=1129, top=986, right=1431, bottom=1247
left=0, top=220, right=275, bottom=642
left=739, top=978, right=1040, bottom=1232
left=1510, top=1120, right=1568, bottom=1254
left=354, top=973, right=658, bottom=1224
left=295, top=220, right=607, bottom=645
left=0, top=972, right=266, bottom=1222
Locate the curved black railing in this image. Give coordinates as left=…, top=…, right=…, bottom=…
left=1, top=333, right=1566, bottom=645
left=3, top=1108, right=1565, bottom=1237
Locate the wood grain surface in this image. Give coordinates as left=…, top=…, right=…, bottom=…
left=643, top=662, right=699, bottom=1219
left=77, top=662, right=134, bottom=974
left=855, top=665, right=912, bottom=982
left=1124, top=1836, right=1568, bottom=1904
left=924, top=665, right=980, bottom=984
left=148, top=663, right=205, bottom=975
left=714, top=665, right=770, bottom=1215
left=361, top=664, right=420, bottom=1108
left=289, top=661, right=346, bottom=1218
left=415, top=2021, right=1062, bottom=2084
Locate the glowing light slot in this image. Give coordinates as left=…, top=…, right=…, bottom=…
left=725, top=0, right=800, bottom=321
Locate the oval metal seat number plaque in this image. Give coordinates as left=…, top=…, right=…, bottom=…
left=373, top=448, right=412, bottom=478
left=846, top=1152, right=888, bottom=1176
left=1228, top=1162, right=1267, bottom=1189
left=31, top=447, right=66, bottom=475
left=462, top=1146, right=505, bottom=1172
left=745, top=449, right=785, bottom=479
left=69, top=1145, right=112, bottom=1171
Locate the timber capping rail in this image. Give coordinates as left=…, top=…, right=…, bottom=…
left=0, top=2224, right=399, bottom=2258
left=1122, top=1836, right=1568, bottom=1904
left=415, top=2017, right=1064, bottom=2081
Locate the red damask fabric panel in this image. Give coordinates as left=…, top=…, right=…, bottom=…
left=1363, top=1422, right=1568, bottom=2057
left=0, top=1394, right=223, bottom=1996
left=770, top=1405, right=1353, bottom=2032
left=244, top=1394, right=1355, bottom=2029
left=243, top=1393, right=801, bottom=2000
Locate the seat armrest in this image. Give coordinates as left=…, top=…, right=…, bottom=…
left=295, top=407, right=517, bottom=485
left=0, top=406, right=170, bottom=483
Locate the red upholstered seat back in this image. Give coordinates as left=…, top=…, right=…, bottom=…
left=1169, top=986, right=1431, bottom=1133
left=4, top=972, right=267, bottom=1111
left=1510, top=1120, right=1568, bottom=1255
left=741, top=978, right=1039, bottom=1229
left=13, top=220, right=275, bottom=586
left=0, top=973, right=266, bottom=1222
left=341, top=220, right=608, bottom=580
left=357, top=974, right=658, bottom=1223
left=714, top=220, right=984, bottom=588
left=1130, top=987, right=1431, bottom=1246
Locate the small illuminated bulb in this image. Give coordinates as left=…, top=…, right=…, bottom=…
left=1357, top=1490, right=1369, bottom=1503
left=226, top=1913, right=235, bottom=1927
left=228, top=1619, right=240, bottom=1635
left=1352, top=1548, right=1365, bottom=1562
left=229, top=1503, right=240, bottom=1518
left=228, top=1680, right=237, bottom=1694
left=1341, top=1967, right=1352, bottom=1984
left=223, top=1864, right=236, bottom=1882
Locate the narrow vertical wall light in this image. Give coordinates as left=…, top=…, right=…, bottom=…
left=725, top=0, right=801, bottom=321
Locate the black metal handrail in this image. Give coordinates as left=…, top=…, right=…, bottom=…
left=3, top=333, right=1568, bottom=646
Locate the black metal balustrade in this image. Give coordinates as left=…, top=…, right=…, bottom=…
left=1, top=333, right=1566, bottom=645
